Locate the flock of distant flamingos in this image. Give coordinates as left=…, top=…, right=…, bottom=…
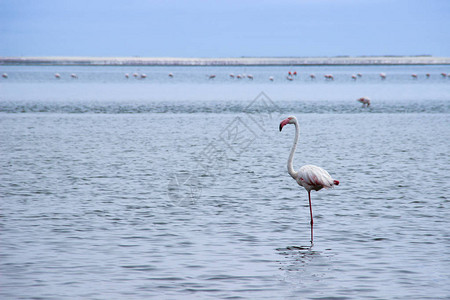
left=1, top=71, right=448, bottom=108
left=2, top=71, right=449, bottom=81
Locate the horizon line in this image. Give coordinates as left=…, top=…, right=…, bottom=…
left=1, top=55, right=450, bottom=66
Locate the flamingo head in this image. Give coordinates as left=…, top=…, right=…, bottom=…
left=279, top=116, right=296, bottom=131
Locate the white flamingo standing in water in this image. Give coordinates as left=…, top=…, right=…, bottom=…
left=279, top=116, right=339, bottom=244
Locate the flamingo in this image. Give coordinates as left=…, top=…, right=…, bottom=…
left=269, top=76, right=274, bottom=81
left=411, top=74, right=417, bottom=79
left=310, top=74, right=316, bottom=79
left=280, top=116, right=339, bottom=245
left=247, top=74, right=254, bottom=80
left=169, top=73, right=174, bottom=78
left=54, top=73, right=61, bottom=79
left=2, top=73, right=7, bottom=78
left=426, top=73, right=430, bottom=78
left=229, top=73, right=235, bottom=78
left=351, top=74, right=357, bottom=80
left=71, top=73, right=78, bottom=79
left=209, top=74, right=216, bottom=79
left=357, top=97, right=371, bottom=107
left=357, top=73, right=362, bottom=77
left=324, top=74, right=334, bottom=80
left=380, top=72, right=386, bottom=79
left=141, top=74, right=147, bottom=79
left=125, top=73, right=129, bottom=78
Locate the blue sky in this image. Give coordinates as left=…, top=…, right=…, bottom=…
left=1, top=0, right=449, bottom=57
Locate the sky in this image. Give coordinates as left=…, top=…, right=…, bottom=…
left=0, top=0, right=449, bottom=57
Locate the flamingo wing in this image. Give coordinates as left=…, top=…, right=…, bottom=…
left=298, top=165, right=336, bottom=191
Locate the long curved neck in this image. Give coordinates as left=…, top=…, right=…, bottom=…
left=288, top=119, right=299, bottom=179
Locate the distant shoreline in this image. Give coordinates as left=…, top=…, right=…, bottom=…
left=1, top=56, right=450, bottom=66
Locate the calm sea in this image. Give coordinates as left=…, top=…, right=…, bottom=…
left=1, top=65, right=449, bottom=299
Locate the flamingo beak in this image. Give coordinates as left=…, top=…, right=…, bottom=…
left=279, top=118, right=290, bottom=131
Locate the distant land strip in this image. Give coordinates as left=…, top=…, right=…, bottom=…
left=1, top=56, right=450, bottom=66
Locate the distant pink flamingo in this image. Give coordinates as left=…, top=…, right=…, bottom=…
left=169, top=73, right=174, bottom=78
left=310, top=74, right=316, bottom=79
left=324, top=74, right=334, bottom=80
left=269, top=76, right=274, bottom=81
left=411, top=74, right=417, bottom=79
left=54, top=73, right=61, bottom=79
left=279, top=116, right=339, bottom=244
left=351, top=74, right=357, bottom=80
left=2, top=73, right=7, bottom=78
left=209, top=74, right=216, bottom=79
left=380, top=72, right=386, bottom=79
left=357, top=97, right=371, bottom=107
left=71, top=73, right=78, bottom=79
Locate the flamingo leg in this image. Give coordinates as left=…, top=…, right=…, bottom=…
left=308, top=190, right=314, bottom=244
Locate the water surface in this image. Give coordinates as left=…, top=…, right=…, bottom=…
left=1, top=65, right=449, bottom=299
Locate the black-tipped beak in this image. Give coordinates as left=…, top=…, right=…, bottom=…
left=279, top=118, right=289, bottom=132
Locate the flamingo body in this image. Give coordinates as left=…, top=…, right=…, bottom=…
left=357, top=97, right=371, bottom=107
left=295, top=165, right=339, bottom=192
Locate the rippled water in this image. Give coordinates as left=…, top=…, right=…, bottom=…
left=1, top=65, right=449, bottom=299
